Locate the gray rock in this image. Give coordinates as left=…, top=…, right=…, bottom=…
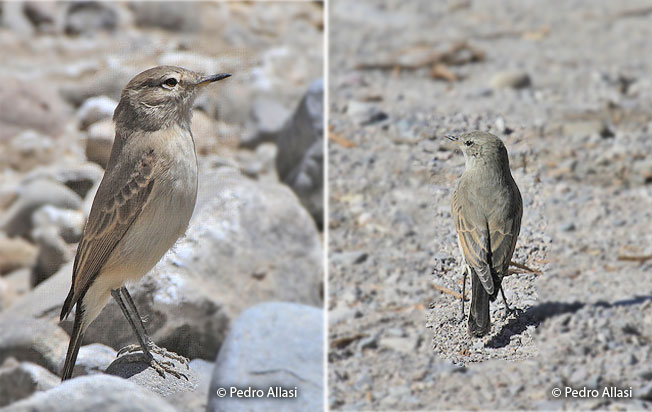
left=168, top=359, right=215, bottom=412
left=24, top=161, right=105, bottom=199
left=76, top=95, right=117, bottom=130
left=22, top=2, right=58, bottom=33
left=346, top=100, right=388, bottom=126
left=241, top=97, right=292, bottom=149
left=31, top=226, right=72, bottom=286
left=639, top=383, right=652, bottom=401
left=1, top=262, right=73, bottom=327
left=198, top=80, right=251, bottom=125
left=158, top=52, right=224, bottom=77
left=106, top=351, right=198, bottom=399
left=489, top=71, right=531, bottom=89
left=276, top=79, right=324, bottom=181
left=65, top=343, right=117, bottom=378
left=561, top=120, right=609, bottom=137
left=2, top=130, right=58, bottom=172
left=86, top=118, right=115, bottom=168
left=0, top=268, right=31, bottom=310
left=0, top=77, right=66, bottom=140
left=275, top=79, right=324, bottom=227
left=183, top=167, right=323, bottom=315
left=235, top=143, right=279, bottom=181
left=59, top=69, right=132, bottom=107
left=0, top=316, right=69, bottom=375
left=63, top=266, right=230, bottom=361
left=191, top=110, right=222, bottom=156
left=1, top=179, right=82, bottom=238
left=1, top=2, right=34, bottom=37
left=130, top=1, right=200, bottom=32
left=559, top=221, right=576, bottom=232
left=4, top=375, right=177, bottom=412
left=208, top=302, right=323, bottom=412
left=328, top=251, right=368, bottom=266
left=0, top=358, right=60, bottom=408
left=32, top=205, right=85, bottom=244
left=63, top=1, right=118, bottom=35
left=282, top=139, right=324, bottom=228
left=379, top=336, right=418, bottom=354
left=0, top=236, right=38, bottom=275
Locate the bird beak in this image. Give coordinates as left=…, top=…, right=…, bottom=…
left=196, top=73, right=232, bottom=86
left=445, top=135, right=461, bottom=145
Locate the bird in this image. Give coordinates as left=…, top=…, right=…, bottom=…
left=59, top=66, right=231, bottom=380
left=447, top=131, right=522, bottom=337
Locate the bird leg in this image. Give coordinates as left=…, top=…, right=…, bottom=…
left=499, top=286, right=515, bottom=318
left=110, top=287, right=188, bottom=379
left=459, top=269, right=467, bottom=323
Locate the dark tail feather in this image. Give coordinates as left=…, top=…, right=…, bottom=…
left=468, top=273, right=491, bottom=337
left=60, top=287, right=74, bottom=321
left=61, top=304, right=84, bottom=381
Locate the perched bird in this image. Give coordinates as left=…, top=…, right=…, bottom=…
left=447, top=131, right=522, bottom=337
left=60, top=66, right=231, bottom=380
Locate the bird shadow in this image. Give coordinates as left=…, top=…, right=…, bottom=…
left=105, top=354, right=150, bottom=378
left=486, top=295, right=652, bottom=349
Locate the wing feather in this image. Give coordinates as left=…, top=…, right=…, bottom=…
left=452, top=188, right=494, bottom=295
left=488, top=183, right=522, bottom=279
left=61, top=149, right=157, bottom=318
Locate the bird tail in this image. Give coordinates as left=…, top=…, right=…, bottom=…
left=61, top=302, right=85, bottom=381
left=468, top=272, right=491, bottom=337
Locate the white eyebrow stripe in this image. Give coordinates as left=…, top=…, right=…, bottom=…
left=141, top=102, right=161, bottom=108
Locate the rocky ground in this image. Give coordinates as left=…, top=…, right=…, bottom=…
left=0, top=2, right=323, bottom=411
left=328, top=0, right=652, bottom=410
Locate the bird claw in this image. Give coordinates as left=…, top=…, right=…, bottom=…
left=502, top=305, right=517, bottom=320
left=117, top=344, right=141, bottom=357
left=148, top=356, right=189, bottom=380
left=148, top=344, right=190, bottom=369
left=115, top=342, right=190, bottom=378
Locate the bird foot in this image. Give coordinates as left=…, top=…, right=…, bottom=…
left=502, top=305, right=518, bottom=320
left=116, top=342, right=190, bottom=379
left=117, top=344, right=141, bottom=357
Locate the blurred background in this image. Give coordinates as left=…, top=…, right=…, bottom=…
left=0, top=1, right=324, bottom=411
left=328, top=0, right=651, bottom=410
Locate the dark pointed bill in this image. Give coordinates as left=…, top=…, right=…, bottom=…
left=445, top=135, right=460, bottom=143
left=197, top=73, right=232, bottom=86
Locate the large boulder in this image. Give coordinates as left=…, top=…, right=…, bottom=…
left=274, top=79, right=324, bottom=228
left=0, top=77, right=66, bottom=140
left=0, top=316, right=69, bottom=375
left=58, top=264, right=231, bottom=361
left=0, top=179, right=83, bottom=238
left=208, top=302, right=324, bottom=412
left=185, top=167, right=323, bottom=315
left=130, top=2, right=200, bottom=32
left=0, top=236, right=38, bottom=275
left=0, top=358, right=59, bottom=408
left=105, top=351, right=199, bottom=399
left=3, top=375, right=177, bottom=412
left=78, top=167, right=322, bottom=358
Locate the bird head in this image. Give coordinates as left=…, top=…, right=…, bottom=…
left=446, top=131, right=510, bottom=171
left=114, top=65, right=231, bottom=132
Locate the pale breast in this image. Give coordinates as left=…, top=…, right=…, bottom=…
left=102, top=125, right=198, bottom=284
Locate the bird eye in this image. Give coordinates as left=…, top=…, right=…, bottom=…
left=163, top=78, right=178, bottom=87
left=465, top=141, right=473, bottom=146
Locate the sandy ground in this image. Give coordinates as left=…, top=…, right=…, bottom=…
left=328, top=0, right=652, bottom=410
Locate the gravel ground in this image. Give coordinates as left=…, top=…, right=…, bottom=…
left=328, top=0, right=652, bottom=410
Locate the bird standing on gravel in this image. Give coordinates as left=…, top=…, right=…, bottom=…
left=59, top=66, right=231, bottom=380
left=447, top=131, right=522, bottom=337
